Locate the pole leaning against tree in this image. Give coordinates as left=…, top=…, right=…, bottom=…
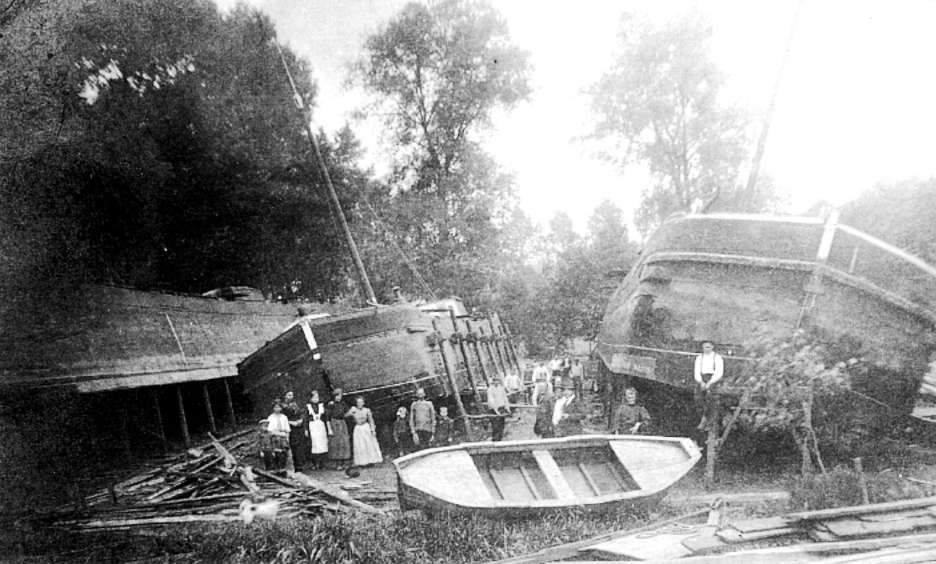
left=274, top=41, right=378, bottom=306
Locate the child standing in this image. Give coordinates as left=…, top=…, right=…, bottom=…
left=391, top=406, right=412, bottom=457
left=434, top=406, right=455, bottom=446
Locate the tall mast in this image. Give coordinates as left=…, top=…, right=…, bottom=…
left=744, top=0, right=804, bottom=194
left=274, top=42, right=378, bottom=306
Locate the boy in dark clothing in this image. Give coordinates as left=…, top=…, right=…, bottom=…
left=391, top=406, right=413, bottom=457
left=434, top=406, right=455, bottom=446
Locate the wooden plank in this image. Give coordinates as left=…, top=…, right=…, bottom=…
left=487, top=468, right=508, bottom=500
left=786, top=496, right=936, bottom=522
left=289, top=471, right=386, bottom=515
left=519, top=465, right=543, bottom=500
left=577, top=463, right=601, bottom=496
left=531, top=450, right=576, bottom=500
left=717, top=526, right=799, bottom=543
left=489, top=508, right=710, bottom=564
left=820, top=514, right=936, bottom=537
left=729, top=515, right=793, bottom=533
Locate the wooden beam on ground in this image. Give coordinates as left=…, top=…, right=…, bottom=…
left=785, top=495, right=936, bottom=522
left=175, top=385, right=191, bottom=447
left=223, top=378, right=237, bottom=428
left=487, top=508, right=711, bottom=564
left=201, top=382, right=217, bottom=435
left=288, top=471, right=387, bottom=516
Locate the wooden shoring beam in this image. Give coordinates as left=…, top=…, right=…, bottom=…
left=175, top=385, right=191, bottom=447
left=222, top=378, right=237, bottom=428
left=153, top=387, right=168, bottom=454
left=467, top=320, right=490, bottom=386
left=431, top=319, right=470, bottom=436
left=450, top=310, right=481, bottom=403
left=201, top=382, right=217, bottom=435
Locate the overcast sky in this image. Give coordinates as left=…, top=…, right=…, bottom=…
left=216, top=0, right=936, bottom=234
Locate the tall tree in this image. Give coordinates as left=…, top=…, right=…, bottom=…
left=528, top=201, right=639, bottom=354
left=0, top=0, right=364, bottom=303
left=352, top=0, right=531, bottom=302
left=840, top=178, right=936, bottom=265
left=589, top=11, right=776, bottom=235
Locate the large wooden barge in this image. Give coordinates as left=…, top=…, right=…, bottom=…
left=597, top=212, right=936, bottom=417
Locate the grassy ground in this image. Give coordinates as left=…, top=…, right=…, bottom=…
left=5, top=394, right=936, bottom=563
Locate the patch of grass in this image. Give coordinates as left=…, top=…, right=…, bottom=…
left=790, top=464, right=931, bottom=511
left=5, top=505, right=662, bottom=563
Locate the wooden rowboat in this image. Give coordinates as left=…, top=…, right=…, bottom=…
left=393, top=434, right=701, bottom=516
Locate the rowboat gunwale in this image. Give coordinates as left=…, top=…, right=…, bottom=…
left=393, top=434, right=701, bottom=513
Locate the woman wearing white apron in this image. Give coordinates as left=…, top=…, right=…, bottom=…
left=306, top=390, right=328, bottom=470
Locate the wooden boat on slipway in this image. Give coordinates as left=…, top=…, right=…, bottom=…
left=597, top=212, right=936, bottom=422
left=393, top=434, right=701, bottom=517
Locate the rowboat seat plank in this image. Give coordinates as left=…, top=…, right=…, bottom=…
left=404, top=450, right=491, bottom=504
left=488, top=467, right=537, bottom=502
left=532, top=449, right=577, bottom=500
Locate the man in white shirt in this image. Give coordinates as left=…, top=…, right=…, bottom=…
left=693, top=340, right=724, bottom=430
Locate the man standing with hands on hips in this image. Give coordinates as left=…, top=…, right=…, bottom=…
left=694, top=340, right=724, bottom=430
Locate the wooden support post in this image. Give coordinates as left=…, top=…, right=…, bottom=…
left=468, top=320, right=490, bottom=386
left=480, top=326, right=505, bottom=379
left=450, top=310, right=481, bottom=403
left=201, top=382, right=217, bottom=435
left=153, top=388, right=168, bottom=454
left=175, top=385, right=191, bottom=447
left=854, top=457, right=870, bottom=505
left=705, top=413, right=718, bottom=490
left=501, top=320, right=523, bottom=374
left=432, top=320, right=470, bottom=436
left=487, top=316, right=510, bottom=377
left=121, top=392, right=132, bottom=462
left=222, top=378, right=237, bottom=428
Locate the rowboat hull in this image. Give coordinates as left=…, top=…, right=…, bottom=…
left=393, top=434, right=701, bottom=517
left=597, top=213, right=936, bottom=416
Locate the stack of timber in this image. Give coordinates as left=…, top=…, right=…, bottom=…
left=44, top=430, right=384, bottom=534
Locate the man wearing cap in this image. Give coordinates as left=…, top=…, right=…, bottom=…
left=409, top=387, right=436, bottom=449
left=552, top=378, right=587, bottom=437
left=694, top=340, right=724, bottom=430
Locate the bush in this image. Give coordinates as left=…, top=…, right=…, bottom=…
left=791, top=465, right=931, bottom=511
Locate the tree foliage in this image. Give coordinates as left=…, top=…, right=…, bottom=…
left=589, top=11, right=780, bottom=235
left=525, top=201, right=639, bottom=355
left=351, top=0, right=531, bottom=303
left=840, top=177, right=936, bottom=265
left=0, top=0, right=365, bottom=303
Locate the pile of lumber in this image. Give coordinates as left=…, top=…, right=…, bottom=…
left=48, top=430, right=385, bottom=533
left=493, top=496, right=936, bottom=563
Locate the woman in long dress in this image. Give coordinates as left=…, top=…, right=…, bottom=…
left=306, top=390, right=328, bottom=470
left=326, top=388, right=351, bottom=470
left=348, top=396, right=382, bottom=466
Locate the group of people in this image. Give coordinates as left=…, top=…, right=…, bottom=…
left=390, top=387, right=457, bottom=456
left=260, top=341, right=726, bottom=472
left=259, top=388, right=383, bottom=474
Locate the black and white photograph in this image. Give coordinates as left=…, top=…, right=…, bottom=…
left=4, top=0, right=936, bottom=562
